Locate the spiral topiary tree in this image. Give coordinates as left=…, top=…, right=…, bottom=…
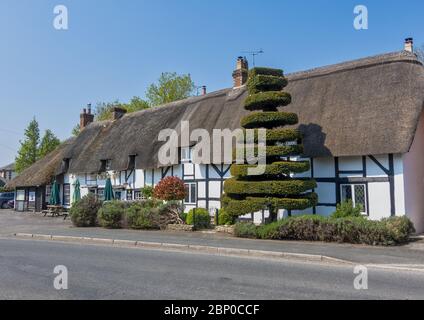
left=222, top=67, right=318, bottom=222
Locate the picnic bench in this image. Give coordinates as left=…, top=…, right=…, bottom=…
left=41, top=205, right=69, bottom=220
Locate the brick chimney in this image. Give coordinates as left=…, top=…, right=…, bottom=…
left=201, top=86, right=207, bottom=95
left=80, top=104, right=94, bottom=130
left=112, top=106, right=127, bottom=120
left=232, top=56, right=249, bottom=88
left=404, top=38, right=414, bottom=53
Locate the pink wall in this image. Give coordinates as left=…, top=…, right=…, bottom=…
left=404, top=110, right=424, bottom=234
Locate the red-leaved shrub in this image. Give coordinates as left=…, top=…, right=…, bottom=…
left=153, top=176, right=186, bottom=201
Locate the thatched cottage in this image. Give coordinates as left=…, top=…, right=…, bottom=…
left=7, top=39, right=424, bottom=233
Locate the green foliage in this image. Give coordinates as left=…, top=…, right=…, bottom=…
left=244, top=91, right=292, bottom=111
left=235, top=215, right=415, bottom=246
left=234, top=144, right=304, bottom=160
left=146, top=72, right=195, bottom=106
left=97, top=201, right=125, bottom=229
left=72, top=124, right=81, bottom=137
left=186, top=208, right=210, bottom=229
left=95, top=97, right=150, bottom=121
left=331, top=200, right=363, bottom=219
left=15, top=118, right=40, bottom=174
left=70, top=193, right=102, bottom=227
left=126, top=202, right=160, bottom=230
left=224, top=178, right=317, bottom=196
left=247, top=74, right=288, bottom=94
left=241, top=112, right=298, bottom=129
left=240, top=128, right=302, bottom=144
left=249, top=67, right=284, bottom=78
left=141, top=186, right=154, bottom=199
left=38, top=130, right=61, bottom=158
left=218, top=208, right=235, bottom=225
left=231, top=161, right=310, bottom=178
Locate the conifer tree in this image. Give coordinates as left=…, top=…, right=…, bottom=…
left=15, top=118, right=40, bottom=173
left=223, top=67, right=317, bottom=222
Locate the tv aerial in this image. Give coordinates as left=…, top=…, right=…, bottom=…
left=242, top=49, right=264, bottom=67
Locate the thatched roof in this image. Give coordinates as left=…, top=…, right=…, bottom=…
left=6, top=139, right=75, bottom=188
left=7, top=51, right=424, bottom=187
left=0, top=163, right=15, bottom=171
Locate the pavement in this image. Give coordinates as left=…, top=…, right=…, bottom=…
left=1, top=238, right=424, bottom=299
left=2, top=209, right=424, bottom=267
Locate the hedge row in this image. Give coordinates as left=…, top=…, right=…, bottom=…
left=222, top=193, right=318, bottom=216
left=234, top=215, right=415, bottom=246
left=224, top=178, right=317, bottom=196
left=245, top=91, right=292, bottom=111
left=241, top=112, right=299, bottom=129
left=230, top=161, right=311, bottom=178
left=247, top=74, right=288, bottom=94
left=239, top=128, right=302, bottom=144
left=249, top=67, right=284, bottom=78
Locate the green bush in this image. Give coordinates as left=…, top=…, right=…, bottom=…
left=97, top=201, right=125, bottom=229
left=331, top=200, right=363, bottom=218
left=249, top=67, right=284, bottom=78
left=141, top=186, right=154, bottom=199
left=186, top=208, right=211, bottom=229
left=241, top=111, right=298, bottom=129
left=218, top=208, right=234, bottom=225
left=245, top=91, right=292, bottom=111
left=247, top=74, right=288, bottom=94
left=126, top=202, right=160, bottom=230
left=231, top=161, right=310, bottom=178
left=234, top=222, right=258, bottom=238
left=70, top=193, right=102, bottom=227
left=235, top=215, right=415, bottom=246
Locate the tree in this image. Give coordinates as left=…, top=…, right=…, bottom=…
left=153, top=176, right=186, bottom=201
left=15, top=118, right=40, bottom=173
left=72, top=124, right=81, bottom=137
left=146, top=72, right=195, bottom=106
left=222, top=67, right=318, bottom=222
left=94, top=97, right=150, bottom=121
left=38, top=129, right=61, bottom=158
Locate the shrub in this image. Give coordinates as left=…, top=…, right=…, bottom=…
left=126, top=202, right=160, bottom=230
left=153, top=176, right=186, bottom=201
left=158, top=200, right=186, bottom=224
left=331, top=200, right=363, bottom=219
left=70, top=193, right=102, bottom=227
left=244, top=91, right=292, bottom=111
left=186, top=208, right=210, bottom=229
left=234, top=223, right=258, bottom=238
left=241, top=112, right=298, bottom=129
left=141, top=186, right=154, bottom=199
left=235, top=215, right=415, bottom=246
left=218, top=208, right=234, bottom=225
left=97, top=201, right=125, bottom=229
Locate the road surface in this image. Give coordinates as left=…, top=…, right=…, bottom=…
left=0, top=238, right=423, bottom=299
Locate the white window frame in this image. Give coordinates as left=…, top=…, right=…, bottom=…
left=181, top=147, right=192, bottom=163
left=340, top=184, right=367, bottom=214
left=184, top=183, right=197, bottom=204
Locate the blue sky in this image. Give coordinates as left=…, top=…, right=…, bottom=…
left=1, top=0, right=423, bottom=166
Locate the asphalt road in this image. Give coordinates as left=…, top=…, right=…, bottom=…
left=1, top=238, right=424, bottom=300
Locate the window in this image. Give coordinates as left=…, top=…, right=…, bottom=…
left=134, top=190, right=144, bottom=200
left=86, top=174, right=97, bottom=186
left=7, top=171, right=12, bottom=180
left=114, top=191, right=122, bottom=200
left=45, top=185, right=52, bottom=203
left=63, top=184, right=71, bottom=206
left=341, top=184, right=367, bottom=213
left=101, top=159, right=112, bottom=172
left=16, top=190, right=25, bottom=201
left=184, top=183, right=197, bottom=204
left=126, top=190, right=133, bottom=201
left=97, top=188, right=105, bottom=201
left=181, top=147, right=192, bottom=163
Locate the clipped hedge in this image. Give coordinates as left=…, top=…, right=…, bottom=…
left=249, top=67, right=284, bottom=78
left=126, top=202, right=160, bottom=230
left=245, top=91, right=292, bottom=111
left=217, top=208, right=235, bottom=225
left=97, top=201, right=125, bottom=229
left=231, top=161, right=310, bottom=178
left=234, top=144, right=303, bottom=161
left=223, top=193, right=318, bottom=216
left=240, top=128, right=302, bottom=144
left=241, top=112, right=298, bottom=129
left=224, top=178, right=317, bottom=196
left=247, top=74, right=288, bottom=94
left=186, top=208, right=211, bottom=229
left=234, top=215, right=415, bottom=246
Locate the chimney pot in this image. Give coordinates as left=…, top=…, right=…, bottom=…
left=87, top=103, right=92, bottom=114
left=202, top=86, right=207, bottom=95
left=80, top=106, right=94, bottom=130
left=232, top=57, right=249, bottom=88
left=405, top=37, right=414, bottom=52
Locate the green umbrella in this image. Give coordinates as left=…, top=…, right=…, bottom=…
left=72, top=179, right=81, bottom=204
left=104, top=178, right=114, bottom=201
left=49, top=180, right=61, bottom=205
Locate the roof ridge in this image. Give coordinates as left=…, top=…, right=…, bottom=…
left=287, top=50, right=420, bottom=80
